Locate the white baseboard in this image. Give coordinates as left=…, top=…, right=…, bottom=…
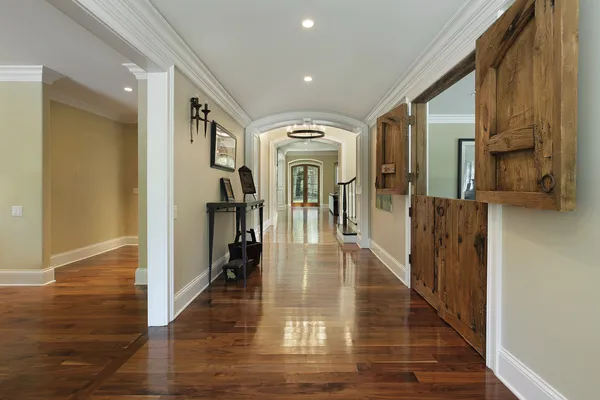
left=173, top=252, right=229, bottom=319
left=370, top=240, right=408, bottom=287
left=497, top=348, right=567, bottom=400
left=0, top=267, right=55, bottom=286
left=50, top=236, right=138, bottom=269
left=135, top=267, right=147, bottom=285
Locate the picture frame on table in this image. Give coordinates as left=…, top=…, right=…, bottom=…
left=220, top=178, right=235, bottom=202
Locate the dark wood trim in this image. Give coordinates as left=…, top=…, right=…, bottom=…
left=412, top=51, right=476, bottom=104
left=290, top=164, right=320, bottom=207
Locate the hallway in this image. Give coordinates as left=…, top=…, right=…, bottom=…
left=91, top=208, right=515, bottom=399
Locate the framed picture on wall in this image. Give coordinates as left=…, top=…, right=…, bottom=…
left=211, top=121, right=237, bottom=172
left=457, top=139, right=475, bottom=200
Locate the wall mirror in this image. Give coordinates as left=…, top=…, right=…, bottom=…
left=425, top=71, right=475, bottom=200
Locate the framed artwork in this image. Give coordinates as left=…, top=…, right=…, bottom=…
left=457, top=139, right=475, bottom=200
left=211, top=121, right=237, bottom=172
left=220, top=178, right=235, bottom=202
left=238, top=165, right=257, bottom=195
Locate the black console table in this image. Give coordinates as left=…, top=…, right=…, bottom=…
left=206, top=200, right=264, bottom=288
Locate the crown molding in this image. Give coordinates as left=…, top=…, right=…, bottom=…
left=364, top=0, right=512, bottom=127
left=66, top=0, right=251, bottom=127
left=428, top=114, right=475, bottom=124
left=123, top=63, right=147, bottom=80
left=49, top=91, right=137, bottom=123
left=0, top=66, right=63, bottom=84
left=247, top=111, right=367, bottom=136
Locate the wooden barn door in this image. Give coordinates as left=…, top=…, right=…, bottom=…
left=411, top=196, right=437, bottom=309
left=435, top=199, right=488, bottom=356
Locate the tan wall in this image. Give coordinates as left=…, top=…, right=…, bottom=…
left=285, top=153, right=338, bottom=206
left=173, top=68, right=245, bottom=293
left=49, top=101, right=137, bottom=255
left=428, top=123, right=475, bottom=198
left=137, top=80, right=148, bottom=270
left=259, top=136, right=270, bottom=221
left=0, top=82, right=46, bottom=270
left=369, top=124, right=406, bottom=264
left=500, top=1, right=599, bottom=398
left=122, top=123, right=138, bottom=236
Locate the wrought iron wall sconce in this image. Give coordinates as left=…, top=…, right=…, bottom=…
left=190, top=97, right=211, bottom=143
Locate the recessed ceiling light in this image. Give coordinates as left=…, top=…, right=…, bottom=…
left=304, top=76, right=313, bottom=82
left=124, top=87, right=134, bottom=92
left=302, top=19, right=315, bottom=29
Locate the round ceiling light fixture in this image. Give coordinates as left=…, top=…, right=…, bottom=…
left=287, top=123, right=325, bottom=140
left=304, top=76, right=313, bottom=82
left=301, top=19, right=315, bottom=28
left=124, top=87, right=134, bottom=92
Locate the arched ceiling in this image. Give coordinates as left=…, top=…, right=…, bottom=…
left=148, top=0, right=467, bottom=121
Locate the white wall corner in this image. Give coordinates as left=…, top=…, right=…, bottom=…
left=497, top=348, right=567, bottom=400
left=50, top=236, right=138, bottom=269
left=370, top=240, right=409, bottom=287
left=0, top=267, right=55, bottom=286
left=0, top=65, right=63, bottom=84
left=135, top=267, right=148, bottom=285
left=173, top=252, right=229, bottom=319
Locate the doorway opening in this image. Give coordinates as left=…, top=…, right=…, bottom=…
left=291, top=164, right=320, bottom=207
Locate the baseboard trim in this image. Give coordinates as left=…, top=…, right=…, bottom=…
left=370, top=240, right=408, bottom=287
left=173, top=252, right=229, bottom=319
left=50, top=236, right=138, bottom=269
left=135, top=267, right=147, bottom=285
left=336, top=227, right=358, bottom=244
left=497, top=348, right=567, bottom=400
left=0, top=267, right=55, bottom=286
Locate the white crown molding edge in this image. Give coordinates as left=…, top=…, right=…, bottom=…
left=0, top=65, right=63, bottom=84
left=370, top=240, right=409, bottom=288
left=284, top=149, right=339, bottom=156
left=364, top=0, right=512, bottom=126
left=123, top=62, right=148, bottom=80
left=497, top=347, right=567, bottom=400
left=48, top=90, right=137, bottom=123
left=428, top=114, right=475, bottom=124
left=70, top=0, right=251, bottom=127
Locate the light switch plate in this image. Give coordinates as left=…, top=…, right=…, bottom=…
left=11, top=206, right=23, bottom=217
left=133, top=188, right=139, bottom=195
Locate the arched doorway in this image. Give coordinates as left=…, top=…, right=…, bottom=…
left=291, top=164, right=320, bottom=207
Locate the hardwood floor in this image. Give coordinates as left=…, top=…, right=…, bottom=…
left=0, top=208, right=516, bottom=399
left=0, top=246, right=147, bottom=400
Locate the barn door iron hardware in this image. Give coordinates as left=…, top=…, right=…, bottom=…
left=540, top=173, right=556, bottom=193
left=190, top=97, right=211, bottom=142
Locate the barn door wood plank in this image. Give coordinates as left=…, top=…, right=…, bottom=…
left=411, top=195, right=437, bottom=310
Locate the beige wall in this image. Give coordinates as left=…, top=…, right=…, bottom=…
left=49, top=101, right=137, bottom=254
left=369, top=124, right=406, bottom=264
left=137, top=80, right=148, bottom=270
left=259, top=135, right=270, bottom=221
left=173, top=68, right=245, bottom=293
left=428, top=123, right=475, bottom=198
left=285, top=153, right=338, bottom=206
left=500, top=1, right=599, bottom=398
left=122, top=123, right=138, bottom=236
left=0, top=82, right=47, bottom=270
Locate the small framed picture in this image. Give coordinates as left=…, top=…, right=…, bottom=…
left=220, top=178, right=235, bottom=202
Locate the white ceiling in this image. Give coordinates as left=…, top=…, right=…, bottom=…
left=429, top=71, right=475, bottom=115
left=0, top=0, right=137, bottom=117
left=279, top=139, right=339, bottom=153
left=149, top=0, right=467, bottom=120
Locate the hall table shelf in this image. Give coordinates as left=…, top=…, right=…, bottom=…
left=206, top=200, right=264, bottom=288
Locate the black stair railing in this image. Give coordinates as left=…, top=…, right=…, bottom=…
left=338, top=177, right=357, bottom=229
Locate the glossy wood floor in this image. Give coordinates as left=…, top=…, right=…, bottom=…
left=96, top=208, right=515, bottom=400
left=0, top=208, right=517, bottom=399
left=0, top=246, right=147, bottom=400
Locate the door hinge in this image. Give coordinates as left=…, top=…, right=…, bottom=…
left=406, top=172, right=415, bottom=183
left=407, top=115, right=416, bottom=126
left=409, top=206, right=413, bottom=218
left=408, top=254, right=412, bottom=264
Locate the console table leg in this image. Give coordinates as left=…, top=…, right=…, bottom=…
left=241, top=208, right=247, bottom=288
left=208, top=210, right=215, bottom=287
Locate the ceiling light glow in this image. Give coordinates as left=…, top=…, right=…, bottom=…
left=304, top=76, right=313, bottom=82
left=302, top=19, right=315, bottom=28
left=124, top=87, right=134, bottom=92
